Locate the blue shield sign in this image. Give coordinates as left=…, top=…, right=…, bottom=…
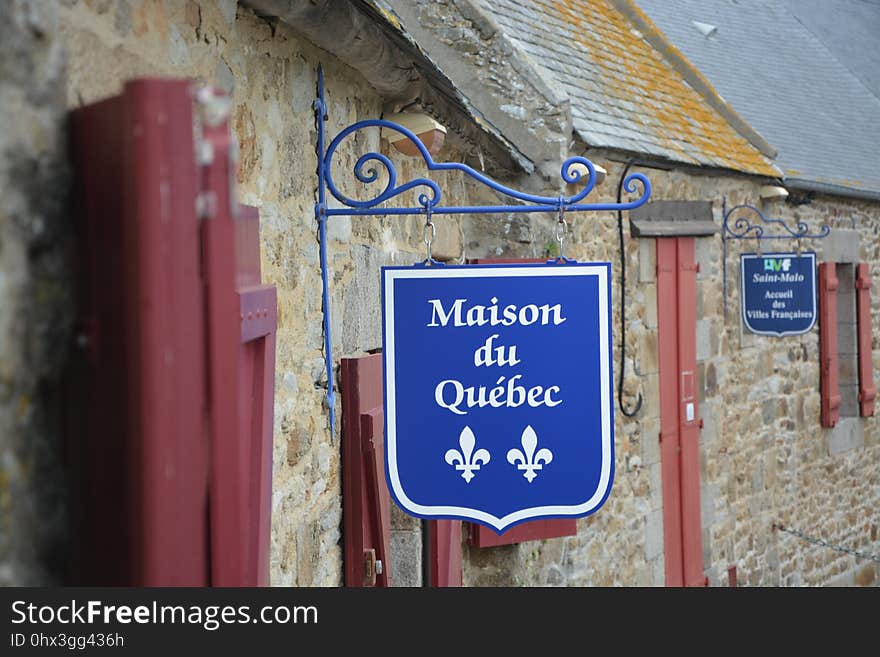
left=740, top=252, right=817, bottom=336
left=381, top=263, right=614, bottom=532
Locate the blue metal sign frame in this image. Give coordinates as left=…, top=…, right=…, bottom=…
left=313, top=65, right=652, bottom=439
left=381, top=262, right=614, bottom=531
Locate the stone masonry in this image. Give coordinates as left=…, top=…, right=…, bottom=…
left=463, top=157, right=879, bottom=587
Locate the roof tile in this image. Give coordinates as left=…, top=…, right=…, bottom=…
left=484, top=0, right=779, bottom=175
left=636, top=0, right=880, bottom=196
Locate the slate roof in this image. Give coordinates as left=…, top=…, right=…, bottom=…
left=481, top=0, right=779, bottom=176
left=782, top=0, right=880, bottom=98
left=636, top=0, right=880, bottom=198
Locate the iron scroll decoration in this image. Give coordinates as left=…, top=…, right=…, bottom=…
left=313, top=65, right=652, bottom=438
left=721, top=197, right=831, bottom=318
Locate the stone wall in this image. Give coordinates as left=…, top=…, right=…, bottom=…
left=461, top=155, right=880, bottom=587
left=0, top=0, right=72, bottom=586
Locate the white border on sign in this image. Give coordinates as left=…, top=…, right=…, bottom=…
left=740, top=252, right=817, bottom=337
left=382, top=264, right=613, bottom=532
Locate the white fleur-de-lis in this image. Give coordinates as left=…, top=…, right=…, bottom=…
left=507, top=425, right=553, bottom=483
left=445, top=426, right=490, bottom=483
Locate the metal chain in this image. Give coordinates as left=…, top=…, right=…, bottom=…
left=423, top=205, right=435, bottom=262
left=555, top=199, right=567, bottom=259
left=773, top=523, right=880, bottom=563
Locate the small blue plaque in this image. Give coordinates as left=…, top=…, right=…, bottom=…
left=740, top=252, right=817, bottom=337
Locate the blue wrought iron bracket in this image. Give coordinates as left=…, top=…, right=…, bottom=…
left=721, top=196, right=830, bottom=319
left=313, top=65, right=652, bottom=439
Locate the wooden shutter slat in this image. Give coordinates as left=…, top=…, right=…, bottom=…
left=200, top=105, right=246, bottom=587
left=362, top=408, right=392, bottom=587
left=341, top=354, right=393, bottom=587
left=856, top=264, right=875, bottom=417
left=819, top=262, right=841, bottom=427
left=235, top=206, right=277, bottom=586
left=429, top=521, right=462, bottom=586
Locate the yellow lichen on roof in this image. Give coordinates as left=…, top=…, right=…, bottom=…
left=553, top=0, right=778, bottom=177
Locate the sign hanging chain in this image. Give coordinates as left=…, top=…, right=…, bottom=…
left=555, top=198, right=567, bottom=259
left=772, top=523, right=880, bottom=563
left=424, top=204, right=436, bottom=263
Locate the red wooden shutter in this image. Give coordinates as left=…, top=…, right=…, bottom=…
left=819, top=262, right=841, bottom=427
left=69, top=80, right=209, bottom=585
left=68, top=80, right=277, bottom=586
left=428, top=521, right=462, bottom=586
left=232, top=206, right=277, bottom=586
left=197, top=98, right=277, bottom=586
left=341, top=354, right=392, bottom=587
left=468, top=520, right=576, bottom=548
left=200, top=101, right=245, bottom=586
left=855, top=264, right=875, bottom=417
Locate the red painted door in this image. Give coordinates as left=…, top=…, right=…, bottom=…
left=656, top=238, right=704, bottom=587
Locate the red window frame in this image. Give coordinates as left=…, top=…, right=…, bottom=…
left=855, top=264, right=875, bottom=417
left=819, top=262, right=841, bottom=427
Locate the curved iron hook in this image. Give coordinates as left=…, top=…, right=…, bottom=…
left=617, top=159, right=643, bottom=418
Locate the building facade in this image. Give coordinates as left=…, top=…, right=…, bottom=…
left=0, top=0, right=877, bottom=587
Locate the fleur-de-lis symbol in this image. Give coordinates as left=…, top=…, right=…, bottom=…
left=507, top=425, right=553, bottom=483
left=445, top=426, right=490, bottom=483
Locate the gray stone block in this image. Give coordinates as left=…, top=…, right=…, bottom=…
left=821, top=229, right=860, bottom=263
left=838, top=355, right=859, bottom=386
left=644, top=282, right=658, bottom=328
left=649, top=462, right=663, bottom=510
left=837, top=322, right=858, bottom=356
left=645, top=509, right=663, bottom=560
left=651, top=556, right=665, bottom=587
left=326, top=215, right=352, bottom=242
left=839, top=385, right=860, bottom=418
left=695, top=237, right=714, bottom=279
left=700, top=401, right=717, bottom=444
left=696, top=319, right=711, bottom=361
left=390, top=530, right=422, bottom=587
left=828, top=417, right=864, bottom=455
left=701, top=484, right=716, bottom=528
left=639, top=238, right=656, bottom=283
left=640, top=417, right=660, bottom=466
left=638, top=328, right=659, bottom=375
